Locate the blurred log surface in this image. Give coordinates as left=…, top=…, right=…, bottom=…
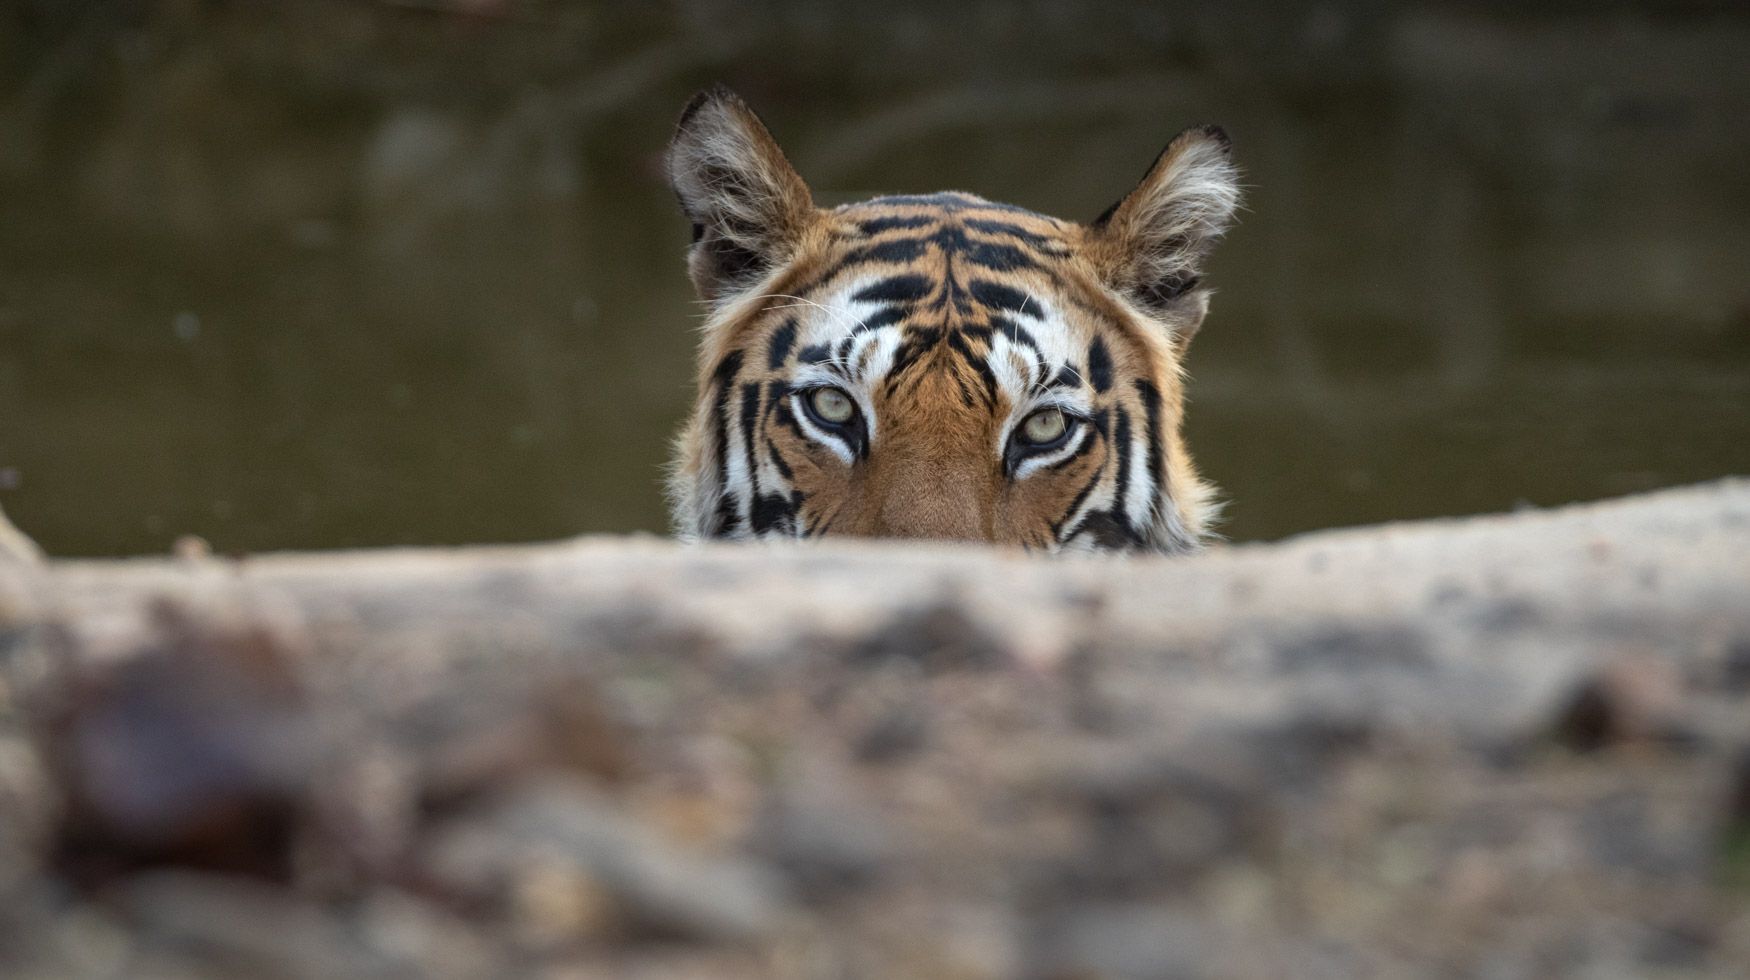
left=1, top=480, right=1749, bottom=979
left=12, top=477, right=1749, bottom=669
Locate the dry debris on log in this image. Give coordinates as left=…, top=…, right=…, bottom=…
left=1, top=480, right=1749, bottom=979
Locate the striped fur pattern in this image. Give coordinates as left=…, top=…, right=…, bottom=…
left=666, top=87, right=1240, bottom=554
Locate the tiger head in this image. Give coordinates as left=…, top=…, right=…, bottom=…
left=664, top=87, right=1240, bottom=554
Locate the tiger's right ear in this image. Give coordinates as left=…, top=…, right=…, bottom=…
left=666, top=86, right=815, bottom=305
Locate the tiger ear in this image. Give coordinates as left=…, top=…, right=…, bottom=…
left=1088, top=125, right=1239, bottom=346
left=666, top=86, right=816, bottom=305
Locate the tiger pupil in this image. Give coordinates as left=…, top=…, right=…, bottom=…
left=1023, top=409, right=1066, bottom=444
left=811, top=388, right=855, bottom=424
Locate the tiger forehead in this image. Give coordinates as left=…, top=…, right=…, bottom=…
left=827, top=192, right=1075, bottom=267
left=837, top=192, right=1071, bottom=233
left=787, top=193, right=1067, bottom=294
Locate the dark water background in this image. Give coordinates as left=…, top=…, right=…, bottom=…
left=2, top=1, right=1747, bottom=557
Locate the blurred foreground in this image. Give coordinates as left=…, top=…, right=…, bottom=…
left=1, top=480, right=1748, bottom=978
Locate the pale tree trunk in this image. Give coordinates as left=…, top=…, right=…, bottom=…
left=0, top=480, right=1747, bottom=979
left=0, top=503, right=42, bottom=564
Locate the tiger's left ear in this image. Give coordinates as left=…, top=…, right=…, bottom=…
left=1087, top=125, right=1240, bottom=347
left=667, top=86, right=816, bottom=306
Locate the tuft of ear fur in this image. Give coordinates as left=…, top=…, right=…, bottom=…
left=666, top=86, right=816, bottom=305
left=1088, top=125, right=1239, bottom=346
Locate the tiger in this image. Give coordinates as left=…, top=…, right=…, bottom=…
left=663, top=86, right=1240, bottom=554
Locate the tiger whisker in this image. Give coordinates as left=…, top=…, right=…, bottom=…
left=753, top=293, right=860, bottom=335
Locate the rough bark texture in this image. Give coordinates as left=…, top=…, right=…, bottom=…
left=1, top=480, right=1748, bottom=979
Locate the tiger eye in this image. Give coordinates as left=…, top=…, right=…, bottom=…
left=810, top=388, right=855, bottom=425
left=1022, top=409, right=1067, bottom=444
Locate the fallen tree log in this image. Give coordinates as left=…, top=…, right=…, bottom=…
left=1, top=479, right=1748, bottom=978
left=0, top=502, right=43, bottom=564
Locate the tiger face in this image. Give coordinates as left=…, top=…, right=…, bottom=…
left=664, top=87, right=1240, bottom=554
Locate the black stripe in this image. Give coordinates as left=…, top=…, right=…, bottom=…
left=967, top=280, right=1035, bottom=315
left=1064, top=424, right=1100, bottom=464
left=963, top=218, right=1055, bottom=248
left=773, top=397, right=807, bottom=439
left=765, top=438, right=794, bottom=480
left=854, top=274, right=934, bottom=305
left=806, top=503, right=842, bottom=538
left=738, top=383, right=763, bottom=503
left=807, top=237, right=929, bottom=292
left=965, top=241, right=1038, bottom=272
left=716, top=492, right=742, bottom=534
left=1133, top=379, right=1164, bottom=508
left=886, top=325, right=941, bottom=384
left=803, top=507, right=824, bottom=536
left=1111, top=406, right=1132, bottom=518
left=832, top=306, right=904, bottom=368
left=1088, top=337, right=1114, bottom=393
left=766, top=317, right=798, bottom=369
left=798, top=343, right=832, bottom=364
left=1074, top=510, right=1146, bottom=550
left=751, top=491, right=801, bottom=534
left=946, top=331, right=997, bottom=403
left=859, top=215, right=936, bottom=234
left=854, top=306, right=907, bottom=334
left=708, top=350, right=744, bottom=537
left=1053, top=465, right=1105, bottom=538
left=992, top=316, right=1038, bottom=351
left=856, top=236, right=931, bottom=265
left=765, top=379, right=793, bottom=417
left=952, top=370, right=977, bottom=408
left=710, top=349, right=744, bottom=388
left=1049, top=365, right=1083, bottom=389
left=827, top=225, right=963, bottom=297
